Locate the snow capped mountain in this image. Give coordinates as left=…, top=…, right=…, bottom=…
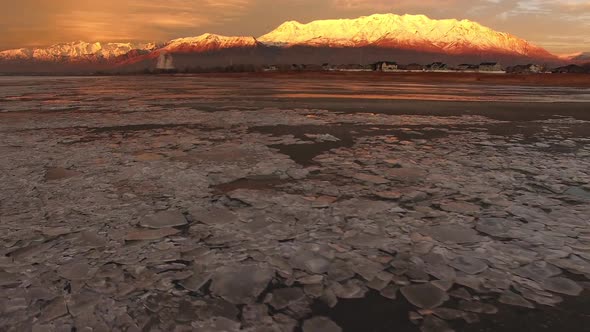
left=258, top=13, right=553, bottom=58
left=0, top=48, right=33, bottom=60
left=0, top=13, right=570, bottom=72
left=112, top=33, right=261, bottom=67
left=0, top=41, right=156, bottom=62
left=0, top=34, right=260, bottom=62
left=161, top=33, right=259, bottom=53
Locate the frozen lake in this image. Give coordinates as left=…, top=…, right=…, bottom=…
left=0, top=75, right=589, bottom=331
left=1, top=76, right=590, bottom=115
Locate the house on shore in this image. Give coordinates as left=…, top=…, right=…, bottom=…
left=322, top=63, right=335, bottom=71
left=288, top=64, right=325, bottom=71
left=426, top=62, right=448, bottom=71
left=526, top=64, right=544, bottom=73
left=263, top=65, right=278, bottom=72
left=337, top=64, right=372, bottom=72
left=479, top=62, right=504, bottom=72
left=374, top=61, right=399, bottom=72
left=506, top=64, right=544, bottom=74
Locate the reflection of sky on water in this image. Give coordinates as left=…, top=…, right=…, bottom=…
left=0, top=76, right=589, bottom=113
left=270, top=81, right=590, bottom=103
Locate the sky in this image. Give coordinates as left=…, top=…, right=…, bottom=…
left=0, top=0, right=588, bottom=54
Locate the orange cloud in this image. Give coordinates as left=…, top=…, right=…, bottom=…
left=0, top=0, right=255, bottom=47
left=52, top=0, right=253, bottom=41
left=0, top=0, right=587, bottom=53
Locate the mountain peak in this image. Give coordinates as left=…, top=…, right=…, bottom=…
left=162, top=34, right=259, bottom=53
left=277, top=20, right=303, bottom=27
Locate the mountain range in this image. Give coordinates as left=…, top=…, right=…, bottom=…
left=0, top=13, right=581, bottom=73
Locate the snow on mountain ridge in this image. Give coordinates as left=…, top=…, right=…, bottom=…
left=0, top=41, right=157, bottom=61
left=0, top=13, right=562, bottom=65
left=161, top=33, right=259, bottom=52
left=0, top=48, right=33, bottom=60
left=258, top=13, right=552, bottom=57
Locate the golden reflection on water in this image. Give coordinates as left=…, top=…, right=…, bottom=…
left=272, top=93, right=500, bottom=102
left=1, top=76, right=589, bottom=109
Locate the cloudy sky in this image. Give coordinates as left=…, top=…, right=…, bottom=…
left=1, top=0, right=588, bottom=54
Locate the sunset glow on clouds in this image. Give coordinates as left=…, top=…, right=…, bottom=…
left=0, top=0, right=588, bottom=53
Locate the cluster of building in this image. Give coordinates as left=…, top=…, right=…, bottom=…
left=348, top=61, right=537, bottom=74
left=263, top=62, right=555, bottom=74
left=151, top=54, right=587, bottom=74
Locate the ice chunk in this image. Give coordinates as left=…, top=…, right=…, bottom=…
left=211, top=265, right=274, bottom=304
left=140, top=210, right=187, bottom=229
left=304, top=133, right=341, bottom=142
left=380, top=284, right=399, bottom=300
left=421, top=315, right=455, bottom=332
left=475, top=218, right=515, bottom=237
left=368, top=277, right=390, bottom=291
left=449, top=256, right=488, bottom=275
left=0, top=270, right=21, bottom=287
left=353, top=173, right=389, bottom=185
left=498, top=291, right=534, bottom=308
left=57, top=260, right=95, bottom=280
left=178, top=273, right=212, bottom=292
left=449, top=288, right=472, bottom=301
left=290, top=249, right=332, bottom=274
left=458, top=301, right=498, bottom=314
left=422, top=225, right=482, bottom=244
left=45, top=167, right=80, bottom=181
left=439, top=202, right=480, bottom=215
left=521, top=289, right=563, bottom=306
left=376, top=191, right=402, bottom=200
left=268, top=287, right=305, bottom=310
left=190, top=206, right=238, bottom=226
left=431, top=308, right=467, bottom=321
left=401, top=283, right=449, bottom=309
left=125, top=227, right=180, bottom=241
left=384, top=168, right=426, bottom=183
left=331, top=279, right=367, bottom=299
left=515, top=261, right=562, bottom=282
left=432, top=280, right=454, bottom=292
left=351, top=259, right=384, bottom=281
left=191, top=317, right=240, bottom=332
left=424, top=262, right=457, bottom=281
left=303, top=316, right=342, bottom=332
left=542, top=277, right=583, bottom=296
left=38, top=297, right=68, bottom=323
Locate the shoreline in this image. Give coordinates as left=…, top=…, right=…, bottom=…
left=190, top=71, right=590, bottom=87
left=1, top=72, right=590, bottom=87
